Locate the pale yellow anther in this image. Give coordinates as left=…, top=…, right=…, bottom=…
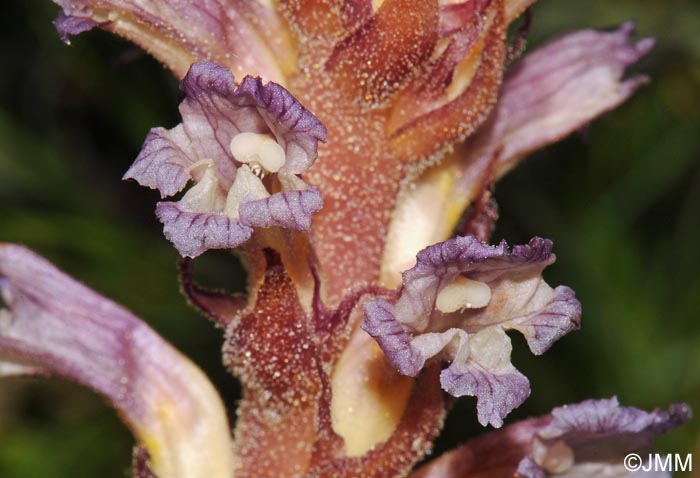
left=224, top=165, right=270, bottom=219
left=436, top=276, right=491, bottom=313
left=179, top=163, right=225, bottom=213
left=230, top=132, right=286, bottom=173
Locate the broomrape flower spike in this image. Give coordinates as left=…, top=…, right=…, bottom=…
left=0, top=0, right=691, bottom=477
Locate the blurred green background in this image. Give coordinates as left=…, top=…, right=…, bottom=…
left=1, top=0, right=698, bottom=476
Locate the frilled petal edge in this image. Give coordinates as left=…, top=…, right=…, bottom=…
left=441, top=358, right=530, bottom=428
left=124, top=63, right=326, bottom=197
left=512, top=284, right=582, bottom=355
left=542, top=396, right=691, bottom=438
left=124, top=125, right=195, bottom=198
left=411, top=397, right=691, bottom=478
left=235, top=76, right=327, bottom=175
left=362, top=299, right=425, bottom=377
left=239, top=187, right=323, bottom=231
left=156, top=202, right=253, bottom=258
left=517, top=397, right=692, bottom=478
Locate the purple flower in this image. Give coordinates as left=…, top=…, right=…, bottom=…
left=0, top=244, right=233, bottom=478
left=364, top=236, right=581, bottom=427
left=52, top=0, right=294, bottom=81
left=413, top=397, right=691, bottom=478
left=124, top=62, right=327, bottom=257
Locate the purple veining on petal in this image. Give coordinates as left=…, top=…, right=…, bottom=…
left=363, top=236, right=581, bottom=426
left=0, top=245, right=147, bottom=417
left=125, top=62, right=326, bottom=256
left=173, top=62, right=259, bottom=186
left=54, top=10, right=100, bottom=44
left=463, top=22, right=656, bottom=181
left=512, top=285, right=582, bottom=355
left=236, top=76, right=327, bottom=175
left=124, top=126, right=195, bottom=198
left=156, top=202, right=253, bottom=258
left=543, top=397, right=691, bottom=438
left=362, top=299, right=424, bottom=376
left=123, top=63, right=244, bottom=194
left=441, top=361, right=531, bottom=428
left=517, top=397, right=692, bottom=478
left=0, top=244, right=233, bottom=478
left=412, top=398, right=690, bottom=478
left=52, top=0, right=292, bottom=82
left=125, top=62, right=325, bottom=192
left=239, top=187, right=323, bottom=230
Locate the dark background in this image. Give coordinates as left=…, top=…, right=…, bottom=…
left=1, top=0, right=698, bottom=476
